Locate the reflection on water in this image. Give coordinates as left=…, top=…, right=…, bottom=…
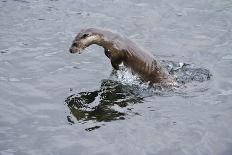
left=65, top=60, right=212, bottom=130
left=65, top=79, right=143, bottom=124
left=1, top=0, right=231, bottom=153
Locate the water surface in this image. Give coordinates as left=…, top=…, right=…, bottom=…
left=0, top=0, right=232, bottom=155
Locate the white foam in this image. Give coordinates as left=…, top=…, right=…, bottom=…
left=111, top=67, right=150, bottom=89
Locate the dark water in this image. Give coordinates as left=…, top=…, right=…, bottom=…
left=1, top=0, right=232, bottom=155
left=65, top=63, right=212, bottom=126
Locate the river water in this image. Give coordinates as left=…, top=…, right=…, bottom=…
left=0, top=0, right=232, bottom=155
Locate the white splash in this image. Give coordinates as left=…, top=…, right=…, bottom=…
left=111, top=66, right=150, bottom=89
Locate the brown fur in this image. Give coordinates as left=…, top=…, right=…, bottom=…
left=69, top=28, right=176, bottom=86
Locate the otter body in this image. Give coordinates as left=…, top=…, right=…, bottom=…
left=69, top=28, right=176, bottom=86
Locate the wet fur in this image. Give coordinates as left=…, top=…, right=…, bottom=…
left=69, top=28, right=176, bottom=86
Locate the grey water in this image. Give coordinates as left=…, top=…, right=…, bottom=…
left=0, top=0, right=232, bottom=155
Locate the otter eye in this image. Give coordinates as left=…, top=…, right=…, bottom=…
left=72, top=42, right=77, bottom=46
left=81, top=33, right=89, bottom=39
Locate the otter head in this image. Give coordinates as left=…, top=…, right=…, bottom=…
left=69, top=28, right=102, bottom=54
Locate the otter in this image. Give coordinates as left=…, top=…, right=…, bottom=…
left=69, top=28, right=177, bottom=86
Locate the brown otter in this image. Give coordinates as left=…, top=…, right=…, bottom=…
left=69, top=28, right=177, bottom=86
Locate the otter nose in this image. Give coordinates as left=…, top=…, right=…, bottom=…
left=69, top=48, right=73, bottom=53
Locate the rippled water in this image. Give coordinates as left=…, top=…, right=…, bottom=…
left=1, top=0, right=232, bottom=155
left=65, top=62, right=212, bottom=127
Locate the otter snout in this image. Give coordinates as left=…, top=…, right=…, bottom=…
left=69, top=46, right=82, bottom=54
left=69, top=48, right=75, bottom=53
left=69, top=48, right=78, bottom=54
left=69, top=48, right=73, bottom=53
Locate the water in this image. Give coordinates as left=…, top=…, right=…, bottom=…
left=0, top=0, right=232, bottom=155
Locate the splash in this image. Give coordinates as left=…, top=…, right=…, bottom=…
left=110, top=66, right=151, bottom=89
left=65, top=60, right=212, bottom=130
left=160, top=60, right=212, bottom=84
